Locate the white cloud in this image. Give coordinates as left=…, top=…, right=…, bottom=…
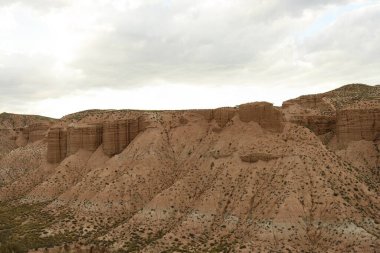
left=0, top=0, right=379, bottom=117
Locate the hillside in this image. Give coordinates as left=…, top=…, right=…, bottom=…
left=0, top=84, right=379, bottom=253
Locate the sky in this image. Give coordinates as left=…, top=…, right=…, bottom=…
left=0, top=0, right=379, bottom=118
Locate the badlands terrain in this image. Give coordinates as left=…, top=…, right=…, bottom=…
left=0, top=83, right=379, bottom=252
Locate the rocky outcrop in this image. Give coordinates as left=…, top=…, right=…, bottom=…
left=336, top=108, right=380, bottom=145
left=47, top=117, right=147, bottom=163
left=47, top=128, right=67, bottom=163
left=190, top=108, right=236, bottom=127
left=238, top=102, right=284, bottom=132
left=287, top=115, right=336, bottom=135
left=240, top=152, right=279, bottom=163
left=67, top=124, right=103, bottom=156
left=282, top=94, right=335, bottom=113
left=27, top=123, right=50, bottom=143
left=102, top=120, right=128, bottom=156
left=213, top=107, right=236, bottom=127
left=189, top=109, right=214, bottom=121
left=192, top=103, right=284, bottom=131
left=102, top=117, right=145, bottom=156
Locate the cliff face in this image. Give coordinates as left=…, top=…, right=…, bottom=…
left=102, top=116, right=148, bottom=156
left=47, top=117, right=146, bottom=163
left=67, top=124, right=103, bottom=156
left=213, top=107, right=236, bottom=127
left=282, top=84, right=380, bottom=146
left=192, top=103, right=284, bottom=131
left=282, top=94, right=335, bottom=113
left=27, top=123, right=50, bottom=143
left=190, top=108, right=236, bottom=127
left=286, top=115, right=336, bottom=135
left=336, top=108, right=380, bottom=145
left=238, top=102, right=284, bottom=132
left=47, top=128, right=67, bottom=163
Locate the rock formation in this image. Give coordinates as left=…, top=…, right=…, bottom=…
left=282, top=84, right=380, bottom=144
left=102, top=120, right=128, bottom=156
left=67, top=124, right=103, bottom=156
left=191, top=108, right=236, bottom=127
left=212, top=107, right=236, bottom=127
left=336, top=107, right=380, bottom=145
left=282, top=94, right=335, bottom=113
left=0, top=84, right=379, bottom=253
left=27, top=123, right=50, bottom=143
left=47, top=117, right=146, bottom=163
left=240, top=152, right=279, bottom=163
left=102, top=117, right=145, bottom=156
left=238, top=102, right=284, bottom=132
left=47, top=128, right=67, bottom=164
left=286, top=115, right=336, bottom=135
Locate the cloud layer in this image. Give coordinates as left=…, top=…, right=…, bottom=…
left=0, top=0, right=379, bottom=117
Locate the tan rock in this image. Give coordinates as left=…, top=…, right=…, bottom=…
left=238, top=102, right=284, bottom=132
left=336, top=108, right=380, bottom=146
left=27, top=123, right=50, bottom=143
left=102, top=117, right=146, bottom=156
left=240, top=152, right=279, bottom=163
left=287, top=115, right=336, bottom=135
left=67, top=124, right=103, bottom=156
left=213, top=107, right=236, bottom=127
left=47, top=128, right=67, bottom=163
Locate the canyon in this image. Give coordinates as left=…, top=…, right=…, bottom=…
left=0, top=84, right=379, bottom=252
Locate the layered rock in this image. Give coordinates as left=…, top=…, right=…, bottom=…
left=27, top=123, right=50, bottom=143
left=213, top=107, right=236, bottom=127
left=191, top=108, right=236, bottom=127
left=336, top=108, right=380, bottom=145
left=238, top=102, right=284, bottom=132
left=282, top=94, right=335, bottom=113
left=287, top=115, right=336, bottom=135
left=102, top=120, right=127, bottom=156
left=47, top=128, right=67, bottom=163
left=190, top=109, right=214, bottom=121
left=240, top=152, right=279, bottom=163
left=67, top=124, right=103, bottom=156
left=46, top=117, right=146, bottom=163
left=102, top=117, right=146, bottom=156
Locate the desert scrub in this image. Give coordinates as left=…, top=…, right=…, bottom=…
left=0, top=201, right=76, bottom=252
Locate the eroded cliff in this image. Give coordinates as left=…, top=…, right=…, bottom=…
left=47, top=117, right=147, bottom=163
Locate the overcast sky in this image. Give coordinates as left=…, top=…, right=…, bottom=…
left=0, top=0, right=379, bottom=118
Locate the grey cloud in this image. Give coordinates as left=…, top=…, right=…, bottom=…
left=0, top=0, right=379, bottom=114
left=72, top=0, right=322, bottom=87
left=0, top=53, right=78, bottom=104
left=298, top=4, right=380, bottom=84
left=0, top=0, right=68, bottom=9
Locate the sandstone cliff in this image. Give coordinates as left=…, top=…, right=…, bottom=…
left=67, top=124, right=103, bottom=156
left=47, top=128, right=67, bottom=164
left=27, top=122, right=51, bottom=143
left=192, top=102, right=284, bottom=132
left=47, top=117, right=146, bottom=163
left=102, top=117, right=147, bottom=156
left=282, top=84, right=380, bottom=146
left=336, top=107, right=380, bottom=145
left=238, top=102, right=284, bottom=132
